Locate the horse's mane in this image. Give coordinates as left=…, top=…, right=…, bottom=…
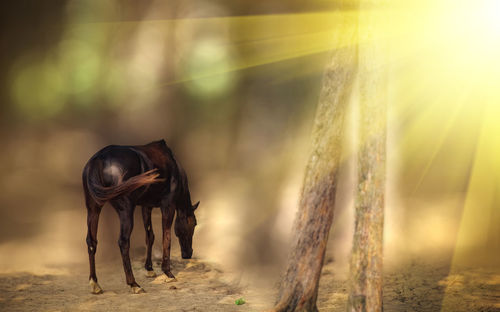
left=166, top=147, right=192, bottom=213
left=146, top=139, right=193, bottom=212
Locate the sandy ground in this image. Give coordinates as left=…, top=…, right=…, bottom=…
left=0, top=254, right=498, bottom=311
left=0, top=256, right=274, bottom=312
left=317, top=256, right=500, bottom=312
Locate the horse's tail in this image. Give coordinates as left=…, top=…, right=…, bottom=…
left=85, top=168, right=164, bottom=205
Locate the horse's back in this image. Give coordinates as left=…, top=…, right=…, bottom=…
left=87, top=145, right=144, bottom=187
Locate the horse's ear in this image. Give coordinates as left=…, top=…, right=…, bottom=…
left=192, top=201, right=200, bottom=211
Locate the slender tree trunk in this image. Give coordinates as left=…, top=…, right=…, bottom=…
left=347, top=1, right=387, bottom=311
left=268, top=4, right=359, bottom=311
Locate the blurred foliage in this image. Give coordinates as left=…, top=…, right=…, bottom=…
left=0, top=0, right=324, bottom=271
left=0, top=0, right=498, bottom=274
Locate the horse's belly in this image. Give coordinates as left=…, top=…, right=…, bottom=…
left=135, top=184, right=168, bottom=207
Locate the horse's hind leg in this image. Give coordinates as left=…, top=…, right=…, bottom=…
left=85, top=195, right=103, bottom=294
left=112, top=198, right=145, bottom=294
left=141, top=206, right=156, bottom=277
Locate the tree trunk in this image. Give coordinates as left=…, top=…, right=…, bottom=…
left=347, top=1, right=387, bottom=311
left=269, top=4, right=359, bottom=311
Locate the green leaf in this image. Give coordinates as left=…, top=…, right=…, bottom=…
left=235, top=298, right=246, bottom=305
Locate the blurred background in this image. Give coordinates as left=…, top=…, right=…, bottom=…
left=0, top=0, right=498, bottom=292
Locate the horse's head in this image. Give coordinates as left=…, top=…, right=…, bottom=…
left=174, top=201, right=199, bottom=259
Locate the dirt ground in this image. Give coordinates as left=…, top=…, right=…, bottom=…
left=0, top=256, right=274, bottom=312
left=317, top=256, right=500, bottom=312
left=0, top=254, right=498, bottom=311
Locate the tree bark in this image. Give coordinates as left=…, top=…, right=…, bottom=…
left=269, top=4, right=359, bottom=311
left=347, top=1, right=387, bottom=311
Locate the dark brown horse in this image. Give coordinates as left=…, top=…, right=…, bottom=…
left=82, top=140, right=199, bottom=294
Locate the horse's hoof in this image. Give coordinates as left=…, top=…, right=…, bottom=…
left=131, top=286, right=146, bottom=294
left=151, top=273, right=176, bottom=284
left=166, top=277, right=177, bottom=283
left=145, top=270, right=156, bottom=278
left=151, top=273, right=167, bottom=284
left=89, top=279, right=103, bottom=294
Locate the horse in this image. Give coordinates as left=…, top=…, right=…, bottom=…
left=82, top=139, right=199, bottom=294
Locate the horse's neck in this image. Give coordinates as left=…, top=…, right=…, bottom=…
left=174, top=191, right=190, bottom=213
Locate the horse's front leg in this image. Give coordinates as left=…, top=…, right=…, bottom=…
left=160, top=199, right=176, bottom=280
left=141, top=206, right=156, bottom=277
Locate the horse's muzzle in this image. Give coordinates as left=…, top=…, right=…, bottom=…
left=181, top=250, right=193, bottom=259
